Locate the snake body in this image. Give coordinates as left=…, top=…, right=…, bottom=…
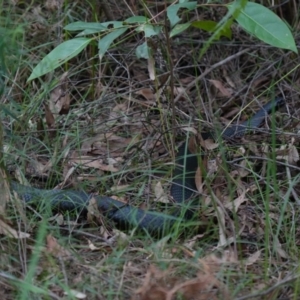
left=11, top=97, right=284, bottom=236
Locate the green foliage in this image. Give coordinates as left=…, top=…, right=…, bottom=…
left=227, top=1, right=297, bottom=52
left=191, top=20, right=232, bottom=39
left=28, top=37, right=93, bottom=81
left=197, top=0, right=248, bottom=59
left=28, top=0, right=297, bottom=82
left=166, top=1, right=197, bottom=28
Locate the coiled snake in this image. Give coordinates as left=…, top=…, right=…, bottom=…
left=11, top=97, right=284, bottom=236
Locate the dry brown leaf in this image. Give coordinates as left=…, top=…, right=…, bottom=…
left=81, top=133, right=134, bottom=157
left=201, top=138, right=219, bottom=150
left=173, top=86, right=185, bottom=96
left=63, top=289, right=86, bottom=299
left=233, top=146, right=246, bottom=158
left=209, top=79, right=233, bottom=97
left=223, top=71, right=236, bottom=89
left=45, top=0, right=62, bottom=11
left=25, top=157, right=51, bottom=177
left=224, top=189, right=248, bottom=212
left=46, top=234, right=71, bottom=258
left=245, top=250, right=261, bottom=266
left=136, top=88, right=156, bottom=102
left=80, top=136, right=106, bottom=155
left=273, top=236, right=288, bottom=259
left=176, top=272, right=231, bottom=300
left=49, top=72, right=70, bottom=115
left=70, top=156, right=119, bottom=172
left=126, top=95, right=156, bottom=108
left=183, top=234, right=206, bottom=249
left=200, top=250, right=239, bottom=276
left=236, top=159, right=250, bottom=177
left=154, top=181, right=169, bottom=203
left=195, top=166, right=203, bottom=193
left=112, top=102, right=128, bottom=114
left=181, top=126, right=198, bottom=135
left=44, top=103, right=55, bottom=129
left=179, top=76, right=194, bottom=84
left=87, top=196, right=105, bottom=225
left=251, top=76, right=269, bottom=89
left=88, top=239, right=101, bottom=251
left=277, top=141, right=299, bottom=164
left=107, top=102, right=129, bottom=126
left=207, top=159, right=218, bottom=174
left=0, top=218, right=30, bottom=239
left=132, top=264, right=231, bottom=300
left=53, top=214, right=64, bottom=226
left=62, top=165, right=75, bottom=185
left=288, top=144, right=299, bottom=164
left=132, top=68, right=149, bottom=82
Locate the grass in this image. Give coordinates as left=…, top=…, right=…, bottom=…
left=1, top=0, right=300, bottom=299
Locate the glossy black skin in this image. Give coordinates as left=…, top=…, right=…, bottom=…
left=11, top=97, right=284, bottom=237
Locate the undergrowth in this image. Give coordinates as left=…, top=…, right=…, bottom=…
left=1, top=0, right=300, bottom=299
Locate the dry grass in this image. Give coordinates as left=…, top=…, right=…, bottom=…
left=1, top=0, right=300, bottom=299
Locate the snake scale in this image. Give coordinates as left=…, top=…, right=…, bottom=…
left=11, top=97, right=284, bottom=236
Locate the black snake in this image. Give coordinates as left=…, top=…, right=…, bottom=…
left=11, top=97, right=284, bottom=236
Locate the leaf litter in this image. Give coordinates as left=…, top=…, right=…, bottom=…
left=2, top=2, right=300, bottom=299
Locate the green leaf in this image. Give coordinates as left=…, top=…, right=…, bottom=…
left=64, top=22, right=106, bottom=32
left=125, top=16, right=149, bottom=24
left=98, top=28, right=127, bottom=59
left=136, top=42, right=150, bottom=59
left=167, top=2, right=197, bottom=28
left=136, top=24, right=162, bottom=38
left=192, top=20, right=232, bottom=39
left=227, top=2, right=297, bottom=53
left=28, top=38, right=92, bottom=81
left=198, top=0, right=247, bottom=59
left=170, top=23, right=191, bottom=38
left=101, top=21, right=124, bottom=28
left=64, top=21, right=124, bottom=36
left=192, top=20, right=217, bottom=32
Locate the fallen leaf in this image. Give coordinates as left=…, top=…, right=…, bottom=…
left=244, top=250, right=261, bottom=266
left=224, top=189, right=248, bottom=212
left=154, top=181, right=169, bottom=203
left=201, top=138, right=219, bottom=150
left=44, top=103, right=55, bottom=129
left=133, top=264, right=231, bottom=300
left=209, top=79, right=233, bottom=97
left=136, top=88, right=156, bottom=102
left=70, top=156, right=119, bottom=172
left=87, top=196, right=105, bottom=225
left=195, top=167, right=203, bottom=193
left=88, top=239, right=101, bottom=251
left=46, top=234, right=71, bottom=258
left=0, top=219, right=30, bottom=239
left=273, top=236, right=288, bottom=259
left=288, top=144, right=299, bottom=164
left=64, top=289, right=86, bottom=299
left=49, top=72, right=70, bottom=115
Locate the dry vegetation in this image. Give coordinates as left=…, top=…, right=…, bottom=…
left=1, top=0, right=300, bottom=299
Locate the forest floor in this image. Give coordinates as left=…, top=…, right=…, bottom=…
left=1, top=1, right=300, bottom=299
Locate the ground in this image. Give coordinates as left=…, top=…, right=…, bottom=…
left=1, top=1, right=300, bottom=299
